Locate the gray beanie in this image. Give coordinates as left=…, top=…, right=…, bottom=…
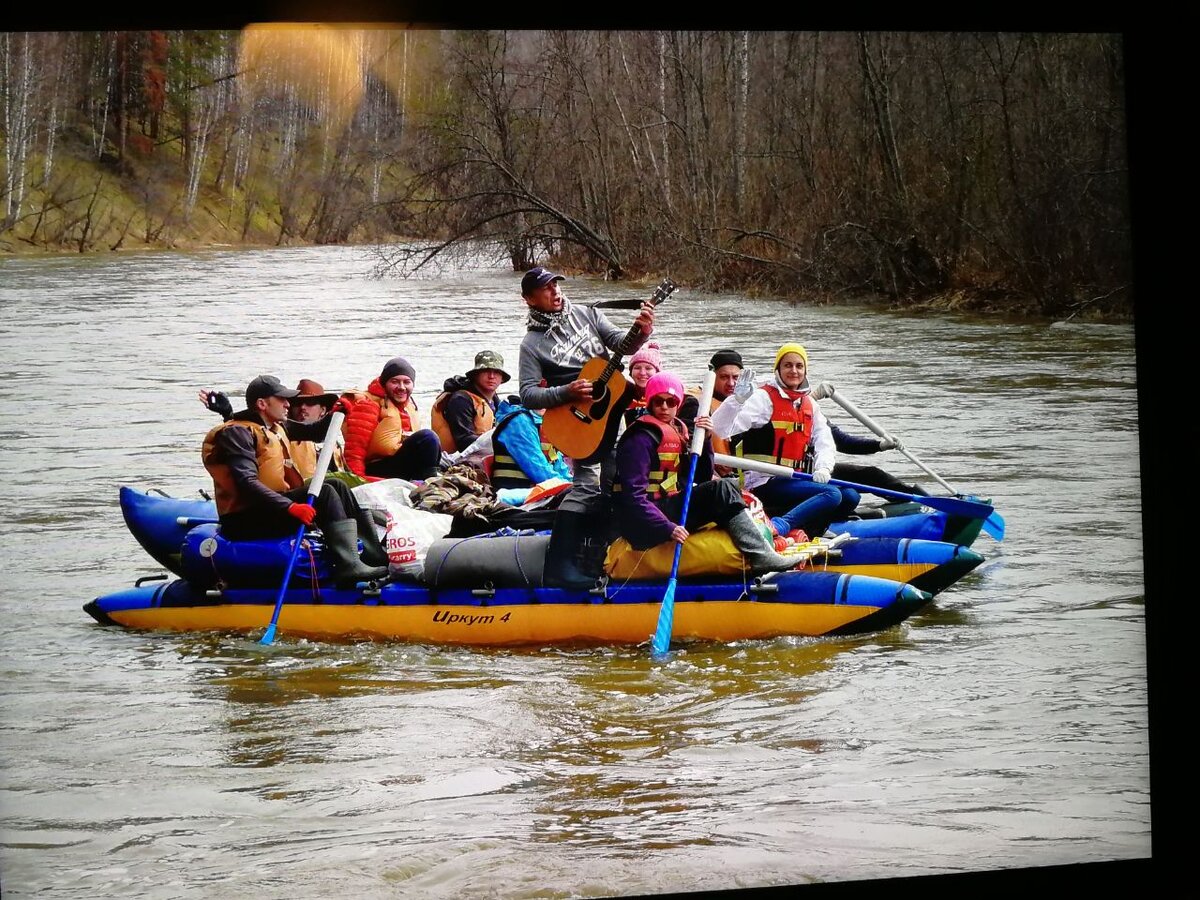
left=379, top=356, right=416, bottom=384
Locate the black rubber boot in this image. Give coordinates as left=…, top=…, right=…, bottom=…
left=725, top=509, right=796, bottom=574
left=543, top=510, right=599, bottom=590
left=324, top=520, right=390, bottom=588
left=354, top=508, right=390, bottom=567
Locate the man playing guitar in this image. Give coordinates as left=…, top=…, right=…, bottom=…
left=517, top=266, right=657, bottom=587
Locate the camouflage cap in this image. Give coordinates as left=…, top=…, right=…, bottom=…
left=466, top=350, right=511, bottom=384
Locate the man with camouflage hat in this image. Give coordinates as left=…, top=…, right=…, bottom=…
left=430, top=350, right=510, bottom=453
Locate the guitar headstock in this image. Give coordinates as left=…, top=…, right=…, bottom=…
left=649, top=278, right=677, bottom=307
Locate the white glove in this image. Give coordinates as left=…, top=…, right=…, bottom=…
left=809, top=381, right=834, bottom=401
left=732, top=366, right=757, bottom=402
left=878, top=436, right=901, bottom=451
left=812, top=468, right=831, bottom=484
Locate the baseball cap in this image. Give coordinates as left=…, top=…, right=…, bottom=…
left=245, top=375, right=300, bottom=405
left=521, top=266, right=565, bottom=296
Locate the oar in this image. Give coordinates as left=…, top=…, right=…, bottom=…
left=810, top=381, right=956, bottom=491
left=810, top=382, right=1006, bottom=540
left=590, top=297, right=646, bottom=310
left=712, top=452, right=995, bottom=521
left=651, top=367, right=717, bottom=658
left=260, top=410, right=345, bottom=646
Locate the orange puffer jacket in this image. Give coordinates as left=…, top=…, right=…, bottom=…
left=340, top=379, right=420, bottom=480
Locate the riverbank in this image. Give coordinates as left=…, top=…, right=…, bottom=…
left=3, top=234, right=1131, bottom=325
left=0, top=162, right=1128, bottom=328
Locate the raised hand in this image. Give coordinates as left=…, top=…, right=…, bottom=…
left=633, top=300, right=656, bottom=335
left=200, top=388, right=233, bottom=420
left=733, top=367, right=757, bottom=402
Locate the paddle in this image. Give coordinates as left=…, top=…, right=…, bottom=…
left=590, top=297, right=649, bottom=310
left=712, top=452, right=995, bottom=521
left=810, top=381, right=1006, bottom=540
left=260, top=410, right=345, bottom=646
left=650, top=367, right=717, bottom=658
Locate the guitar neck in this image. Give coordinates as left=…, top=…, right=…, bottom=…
left=603, top=278, right=677, bottom=376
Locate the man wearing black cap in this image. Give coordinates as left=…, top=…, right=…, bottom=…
left=337, top=356, right=442, bottom=482
left=201, top=375, right=389, bottom=587
left=517, top=265, right=657, bottom=587
left=199, top=377, right=346, bottom=478
left=678, top=350, right=745, bottom=477
left=430, top=350, right=510, bottom=453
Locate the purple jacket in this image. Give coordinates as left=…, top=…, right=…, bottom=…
left=613, top=418, right=714, bottom=550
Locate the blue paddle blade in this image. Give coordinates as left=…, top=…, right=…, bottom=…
left=651, top=581, right=678, bottom=657
left=259, top=623, right=277, bottom=645
left=983, top=511, right=1006, bottom=541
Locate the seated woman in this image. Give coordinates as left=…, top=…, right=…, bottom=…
left=711, top=343, right=856, bottom=539
left=622, top=340, right=699, bottom=430
left=612, top=371, right=795, bottom=574
left=621, top=340, right=661, bottom=427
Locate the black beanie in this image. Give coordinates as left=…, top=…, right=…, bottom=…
left=380, top=356, right=416, bottom=384
left=709, top=349, right=743, bottom=370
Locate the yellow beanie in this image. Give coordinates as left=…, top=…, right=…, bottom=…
left=774, top=343, right=808, bottom=370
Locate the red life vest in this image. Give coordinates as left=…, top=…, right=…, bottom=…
left=734, top=384, right=814, bottom=469
left=614, top=414, right=689, bottom=501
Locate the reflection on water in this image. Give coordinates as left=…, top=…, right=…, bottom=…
left=0, top=246, right=1148, bottom=897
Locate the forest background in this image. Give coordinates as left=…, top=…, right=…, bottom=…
left=0, top=28, right=1132, bottom=321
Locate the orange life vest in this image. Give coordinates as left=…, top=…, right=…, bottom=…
left=288, top=436, right=346, bottom=479
left=430, top=388, right=495, bottom=452
left=613, top=415, right=688, bottom=500
left=340, top=379, right=421, bottom=477
left=686, top=386, right=732, bottom=458
left=734, top=384, right=814, bottom=469
left=623, top=395, right=647, bottom=427
left=288, top=440, right=317, bottom=480
left=201, top=418, right=304, bottom=516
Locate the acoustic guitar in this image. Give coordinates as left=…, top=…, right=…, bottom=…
left=541, top=278, right=677, bottom=464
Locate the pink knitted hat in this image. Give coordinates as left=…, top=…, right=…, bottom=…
left=643, top=371, right=685, bottom=405
left=628, top=340, right=663, bottom=373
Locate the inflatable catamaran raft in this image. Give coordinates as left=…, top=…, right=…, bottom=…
left=83, top=483, right=987, bottom=647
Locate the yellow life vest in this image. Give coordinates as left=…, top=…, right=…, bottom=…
left=201, top=418, right=303, bottom=516
left=430, top=388, right=495, bottom=452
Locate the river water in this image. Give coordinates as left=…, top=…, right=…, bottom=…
left=0, top=246, right=1149, bottom=897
